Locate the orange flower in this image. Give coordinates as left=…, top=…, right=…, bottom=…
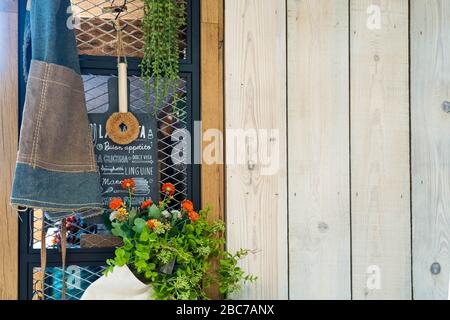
left=147, top=219, right=159, bottom=229
left=121, top=178, right=135, bottom=190
left=162, top=182, right=175, bottom=195
left=181, top=200, right=194, bottom=212
left=141, top=199, right=153, bottom=209
left=109, top=198, right=123, bottom=210
left=188, top=211, right=200, bottom=223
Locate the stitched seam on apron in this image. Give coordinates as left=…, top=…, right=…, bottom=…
left=16, top=160, right=99, bottom=173
left=18, top=155, right=96, bottom=166
left=87, top=120, right=96, bottom=171
left=30, top=63, right=50, bottom=168
left=10, top=197, right=103, bottom=207
left=28, top=75, right=84, bottom=93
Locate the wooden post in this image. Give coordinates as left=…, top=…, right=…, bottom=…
left=0, top=0, right=19, bottom=300
left=201, top=0, right=224, bottom=299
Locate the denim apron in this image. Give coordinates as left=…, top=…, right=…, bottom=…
left=11, top=0, right=103, bottom=221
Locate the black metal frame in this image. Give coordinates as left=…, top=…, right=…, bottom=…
left=18, top=0, right=201, bottom=300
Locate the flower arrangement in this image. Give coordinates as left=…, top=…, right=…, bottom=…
left=105, top=178, right=257, bottom=300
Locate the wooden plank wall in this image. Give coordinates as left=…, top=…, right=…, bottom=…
left=0, top=0, right=18, bottom=300
left=411, top=0, right=450, bottom=300
left=225, top=0, right=288, bottom=299
left=225, top=0, right=450, bottom=299
left=1, top=0, right=450, bottom=301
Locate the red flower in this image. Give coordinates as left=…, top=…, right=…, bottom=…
left=141, top=199, right=153, bottom=209
left=121, top=178, right=135, bottom=190
left=109, top=198, right=123, bottom=210
left=188, top=211, right=200, bottom=223
left=181, top=199, right=194, bottom=212
left=162, top=182, right=176, bottom=195
left=147, top=219, right=159, bottom=229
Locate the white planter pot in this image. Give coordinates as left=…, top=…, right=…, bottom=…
left=81, top=265, right=153, bottom=300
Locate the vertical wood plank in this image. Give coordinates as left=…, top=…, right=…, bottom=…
left=225, top=0, right=288, bottom=299
left=411, top=0, right=450, bottom=300
left=202, top=0, right=224, bottom=221
left=350, top=0, right=411, bottom=300
left=287, top=0, right=351, bottom=300
left=201, top=0, right=224, bottom=300
left=0, top=2, right=18, bottom=300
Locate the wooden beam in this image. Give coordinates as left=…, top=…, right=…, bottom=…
left=0, top=1, right=18, bottom=300
left=201, top=0, right=224, bottom=299
left=201, top=0, right=224, bottom=220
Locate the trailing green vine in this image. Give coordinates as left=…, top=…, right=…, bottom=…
left=141, top=0, right=186, bottom=114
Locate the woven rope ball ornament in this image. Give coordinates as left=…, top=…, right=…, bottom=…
left=105, top=13, right=140, bottom=145
left=106, top=112, right=140, bottom=145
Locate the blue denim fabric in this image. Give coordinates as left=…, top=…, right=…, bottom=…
left=11, top=0, right=103, bottom=220
left=11, top=164, right=103, bottom=216
left=29, top=0, right=81, bottom=74
left=23, top=10, right=31, bottom=81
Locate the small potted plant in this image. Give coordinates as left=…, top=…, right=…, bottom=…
left=82, top=179, right=256, bottom=300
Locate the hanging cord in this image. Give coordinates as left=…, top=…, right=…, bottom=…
left=38, top=215, right=67, bottom=300
left=115, top=19, right=128, bottom=66
left=39, top=221, right=46, bottom=300
left=61, top=218, right=67, bottom=300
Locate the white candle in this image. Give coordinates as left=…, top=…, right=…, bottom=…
left=118, top=62, right=128, bottom=113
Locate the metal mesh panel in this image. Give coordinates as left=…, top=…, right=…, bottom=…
left=71, top=0, right=188, bottom=59
left=32, top=210, right=122, bottom=249
left=84, top=74, right=190, bottom=207
left=31, top=75, right=189, bottom=250
left=33, top=266, right=107, bottom=300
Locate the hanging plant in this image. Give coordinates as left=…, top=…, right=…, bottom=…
left=141, top=0, right=186, bottom=114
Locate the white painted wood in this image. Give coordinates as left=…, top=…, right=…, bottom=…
left=411, top=0, right=450, bottom=300
left=118, top=62, right=128, bottom=113
left=287, top=0, right=351, bottom=300
left=225, top=0, right=288, bottom=299
left=350, top=0, right=411, bottom=300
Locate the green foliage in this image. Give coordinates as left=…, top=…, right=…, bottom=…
left=217, top=249, right=258, bottom=299
left=106, top=206, right=256, bottom=300
left=141, top=0, right=186, bottom=113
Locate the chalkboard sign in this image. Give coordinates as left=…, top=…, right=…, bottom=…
left=89, top=77, right=158, bottom=208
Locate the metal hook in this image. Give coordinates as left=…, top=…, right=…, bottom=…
left=103, top=0, right=128, bottom=31
left=113, top=0, right=128, bottom=21
left=107, top=0, right=128, bottom=31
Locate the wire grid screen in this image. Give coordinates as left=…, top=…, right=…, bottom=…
left=31, top=75, right=189, bottom=251
left=71, top=0, right=188, bottom=59
left=33, top=266, right=107, bottom=300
